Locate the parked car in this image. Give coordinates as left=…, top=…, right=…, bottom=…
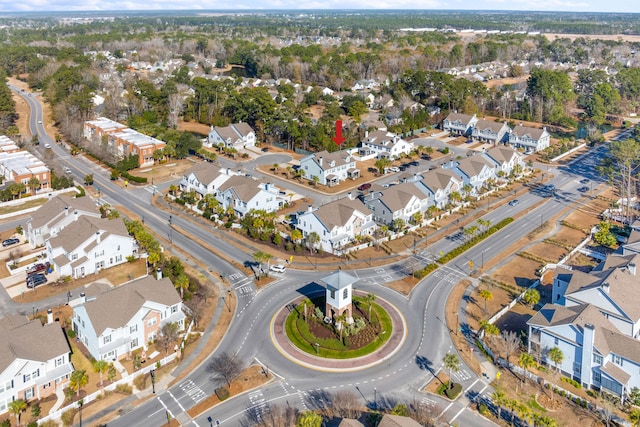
left=27, top=273, right=47, bottom=288
left=578, top=186, right=589, bottom=193
left=580, top=178, right=590, bottom=184
left=270, top=264, right=287, bottom=273
left=44, top=143, right=52, bottom=149
left=64, top=167, right=72, bottom=174
left=358, top=183, right=372, bottom=191
left=387, top=166, right=400, bottom=173
left=398, top=165, right=408, bottom=171
left=2, top=238, right=20, bottom=247
left=408, top=161, right=419, bottom=167
left=508, top=199, right=520, bottom=206
left=27, top=262, right=50, bottom=275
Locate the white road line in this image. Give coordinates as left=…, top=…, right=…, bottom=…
left=167, top=390, right=186, bottom=412
left=156, top=397, right=175, bottom=419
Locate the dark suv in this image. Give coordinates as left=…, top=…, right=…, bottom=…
left=27, top=273, right=47, bottom=288
left=2, top=238, right=19, bottom=247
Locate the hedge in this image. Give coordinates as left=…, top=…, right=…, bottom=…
left=445, top=382, right=462, bottom=399
left=215, top=386, right=229, bottom=401
left=437, top=217, right=514, bottom=264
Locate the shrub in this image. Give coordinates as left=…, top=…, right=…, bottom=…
left=134, top=373, right=147, bottom=391
left=215, top=386, right=230, bottom=401
left=478, top=403, right=490, bottom=416
left=445, top=382, right=462, bottom=399
left=561, top=377, right=582, bottom=389
left=436, top=382, right=448, bottom=396
left=75, top=186, right=86, bottom=197
left=67, top=330, right=76, bottom=338
left=115, top=383, right=133, bottom=395
left=61, top=408, right=79, bottom=427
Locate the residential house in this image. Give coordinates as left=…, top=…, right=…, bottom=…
left=416, top=168, right=463, bottom=209
left=0, top=135, right=20, bottom=154
left=378, top=414, right=423, bottom=427
left=72, top=276, right=185, bottom=361
left=83, top=117, right=128, bottom=141
left=553, top=257, right=640, bottom=338
left=338, top=419, right=364, bottom=427
left=442, top=113, right=478, bottom=136
left=451, top=156, right=496, bottom=194
left=26, top=195, right=100, bottom=248
left=365, top=183, right=427, bottom=227
left=528, top=303, right=640, bottom=399
left=0, top=314, right=73, bottom=414
left=295, top=197, right=376, bottom=253
left=471, top=119, right=510, bottom=144
left=206, top=123, right=256, bottom=150
left=46, top=216, right=136, bottom=279
left=299, top=151, right=360, bottom=186
left=215, top=176, right=283, bottom=217
left=360, top=130, right=413, bottom=160
left=484, top=146, right=525, bottom=178
left=179, top=163, right=239, bottom=197
left=0, top=151, right=50, bottom=195
left=508, top=124, right=551, bottom=153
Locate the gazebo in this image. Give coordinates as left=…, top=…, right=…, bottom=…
left=322, top=270, right=357, bottom=324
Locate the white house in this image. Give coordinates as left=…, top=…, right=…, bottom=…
left=528, top=303, right=640, bottom=399
left=295, top=197, right=376, bottom=254
left=365, top=182, right=427, bottom=227
left=299, top=150, right=360, bottom=186
left=359, top=130, right=413, bottom=160
left=484, top=146, right=525, bottom=178
left=206, top=123, right=256, bottom=150
left=46, top=216, right=136, bottom=279
left=508, top=124, right=551, bottom=153
left=215, top=176, right=283, bottom=217
left=26, top=195, right=100, bottom=248
left=179, top=162, right=239, bottom=197
left=72, top=276, right=186, bottom=361
left=0, top=314, right=73, bottom=414
left=323, top=270, right=357, bottom=322
left=451, top=156, right=496, bottom=194
left=416, top=168, right=463, bottom=209
left=471, top=119, right=510, bottom=144
left=442, top=113, right=478, bottom=136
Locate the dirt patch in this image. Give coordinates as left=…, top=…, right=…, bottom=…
left=467, top=282, right=518, bottom=330
left=553, top=227, right=588, bottom=247
left=176, top=120, right=211, bottom=136
left=186, top=365, right=271, bottom=418
left=424, top=371, right=450, bottom=394
left=526, top=242, right=567, bottom=264
left=7, top=76, right=32, bottom=140
left=490, top=257, right=542, bottom=290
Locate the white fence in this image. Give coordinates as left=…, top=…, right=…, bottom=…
left=550, top=143, right=586, bottom=163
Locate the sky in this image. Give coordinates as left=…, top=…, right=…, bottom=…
left=0, top=0, right=637, bottom=13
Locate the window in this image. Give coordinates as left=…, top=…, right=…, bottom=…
left=554, top=337, right=559, bottom=346
left=343, top=288, right=348, bottom=299
left=0, top=381, right=12, bottom=393
left=573, top=362, right=581, bottom=374
left=329, top=289, right=335, bottom=299
left=24, top=387, right=34, bottom=399
left=55, top=357, right=65, bottom=367
left=23, top=373, right=31, bottom=382
left=613, top=354, right=623, bottom=366
left=131, top=338, right=138, bottom=348
left=171, top=305, right=178, bottom=314
left=103, top=335, right=111, bottom=344
left=148, top=317, right=157, bottom=327
left=594, top=371, right=601, bottom=383
left=71, top=253, right=78, bottom=261
left=593, top=354, right=603, bottom=365
left=130, top=325, right=138, bottom=334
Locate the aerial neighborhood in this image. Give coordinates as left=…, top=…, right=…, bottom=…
left=1, top=9, right=640, bottom=427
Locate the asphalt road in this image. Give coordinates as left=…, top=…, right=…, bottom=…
left=3, top=85, right=610, bottom=426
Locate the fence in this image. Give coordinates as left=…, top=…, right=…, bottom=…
left=550, top=143, right=586, bottom=163
left=39, top=352, right=179, bottom=424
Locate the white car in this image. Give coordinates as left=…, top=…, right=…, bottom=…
left=387, top=166, right=400, bottom=173
left=44, top=143, right=52, bottom=149
left=270, top=264, right=287, bottom=273
left=64, top=167, right=72, bottom=174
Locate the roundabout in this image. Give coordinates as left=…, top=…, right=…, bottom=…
left=270, top=291, right=407, bottom=372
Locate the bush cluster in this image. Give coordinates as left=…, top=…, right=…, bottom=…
left=215, top=386, right=230, bottom=401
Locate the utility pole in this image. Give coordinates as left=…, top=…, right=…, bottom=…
left=168, top=215, right=173, bottom=243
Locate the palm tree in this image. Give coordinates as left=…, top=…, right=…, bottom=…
left=296, top=411, right=322, bottom=427
left=477, top=218, right=491, bottom=233
left=28, top=176, right=40, bottom=194
left=291, top=229, right=303, bottom=244
left=491, top=389, right=506, bottom=421
left=523, top=288, right=540, bottom=309
left=479, top=320, right=499, bottom=337
left=252, top=251, right=272, bottom=277
left=449, top=191, right=462, bottom=205
left=306, top=232, right=320, bottom=254
left=629, top=409, right=640, bottom=427
left=479, top=289, right=493, bottom=316
left=174, top=273, right=189, bottom=298
left=69, top=369, right=89, bottom=397
left=443, top=352, right=460, bottom=389
left=8, top=399, right=27, bottom=426
left=411, top=211, right=423, bottom=226
left=168, top=184, right=178, bottom=196
left=365, top=292, right=377, bottom=322
left=334, top=312, right=348, bottom=342
left=547, top=347, right=564, bottom=373
left=93, top=359, right=109, bottom=387
left=518, top=352, right=535, bottom=384
left=272, top=163, right=279, bottom=174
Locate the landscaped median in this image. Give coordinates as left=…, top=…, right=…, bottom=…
left=413, top=217, right=515, bottom=279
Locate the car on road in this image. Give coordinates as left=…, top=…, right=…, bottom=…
left=64, top=167, right=72, bottom=174
left=508, top=199, right=520, bottom=206
left=408, top=161, right=419, bottom=167
left=387, top=166, right=400, bottom=173
left=580, top=178, right=590, bottom=184
left=421, top=155, right=431, bottom=161
left=578, top=186, right=589, bottom=193
left=37, top=120, right=42, bottom=124
left=358, top=183, right=372, bottom=191
left=398, top=165, right=408, bottom=171
left=2, top=238, right=20, bottom=247
left=270, top=264, right=287, bottom=273
left=27, top=262, right=50, bottom=275
left=44, top=143, right=52, bottom=149
left=27, top=273, right=47, bottom=288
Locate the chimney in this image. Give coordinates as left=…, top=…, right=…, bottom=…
left=318, top=157, right=323, bottom=166
left=156, top=267, right=163, bottom=280
left=65, top=206, right=69, bottom=216
left=47, top=308, right=53, bottom=324
left=74, top=211, right=79, bottom=221
left=629, top=263, right=636, bottom=275
left=365, top=130, right=369, bottom=138
left=347, top=192, right=354, bottom=200
left=602, top=282, right=610, bottom=293
left=519, top=122, right=523, bottom=126
left=96, top=231, right=101, bottom=244
left=79, top=292, right=86, bottom=303
left=307, top=205, right=313, bottom=213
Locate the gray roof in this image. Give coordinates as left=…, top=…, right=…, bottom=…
left=218, top=175, right=261, bottom=202
left=444, top=112, right=476, bottom=125
left=184, top=162, right=222, bottom=186
left=474, top=119, right=508, bottom=133
left=30, top=195, right=98, bottom=229
left=601, top=361, right=631, bottom=384
left=338, top=420, right=364, bottom=427
left=322, top=270, right=358, bottom=290
left=303, top=150, right=353, bottom=171
left=0, top=316, right=70, bottom=372
left=378, top=414, right=423, bottom=427
left=420, top=168, right=461, bottom=192
left=81, top=276, right=181, bottom=336
left=49, top=216, right=129, bottom=253
left=312, top=197, right=372, bottom=231
left=213, top=122, right=253, bottom=141
left=455, top=155, right=495, bottom=178
left=511, top=124, right=546, bottom=139
left=377, top=182, right=425, bottom=212
left=485, top=146, right=519, bottom=165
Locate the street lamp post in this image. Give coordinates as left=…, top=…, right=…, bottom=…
left=374, top=387, right=377, bottom=410
left=78, top=399, right=83, bottom=427
left=150, top=369, right=156, bottom=394
left=168, top=215, right=173, bottom=243
left=66, top=291, right=72, bottom=305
